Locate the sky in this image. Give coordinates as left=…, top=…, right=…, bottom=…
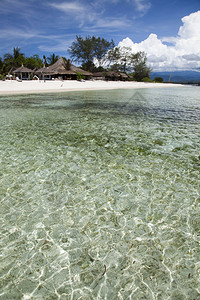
left=0, top=0, right=199, bottom=71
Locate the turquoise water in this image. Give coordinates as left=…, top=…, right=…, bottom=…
left=0, top=86, right=199, bottom=299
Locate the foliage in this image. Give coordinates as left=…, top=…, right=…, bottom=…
left=132, top=52, right=152, bottom=81
left=0, top=49, right=59, bottom=75
left=0, top=74, right=5, bottom=80
left=107, top=47, right=152, bottom=81
left=153, top=76, right=164, bottom=83
left=25, top=55, right=43, bottom=69
left=142, top=77, right=152, bottom=82
left=3, top=47, right=25, bottom=73
left=47, top=53, right=59, bottom=65
left=76, top=72, right=85, bottom=81
left=69, top=35, right=114, bottom=71
left=0, top=57, right=3, bottom=73
left=43, top=55, right=47, bottom=67
left=0, top=36, right=152, bottom=82
left=63, top=58, right=71, bottom=70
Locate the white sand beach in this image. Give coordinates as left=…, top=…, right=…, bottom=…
left=0, top=80, right=183, bottom=95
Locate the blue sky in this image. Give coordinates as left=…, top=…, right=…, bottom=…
left=0, top=0, right=199, bottom=71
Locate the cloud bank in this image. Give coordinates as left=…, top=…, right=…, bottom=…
left=118, top=11, right=200, bottom=71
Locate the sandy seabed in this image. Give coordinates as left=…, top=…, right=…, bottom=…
left=0, top=79, right=183, bottom=95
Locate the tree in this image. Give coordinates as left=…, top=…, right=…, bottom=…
left=43, top=55, right=47, bottom=66
left=131, top=52, right=152, bottom=81
left=47, top=53, right=59, bottom=65
left=107, top=46, right=151, bottom=81
left=3, top=47, right=25, bottom=74
left=107, top=47, right=123, bottom=71
left=4, top=47, right=25, bottom=69
left=63, top=58, right=71, bottom=70
left=69, top=35, right=114, bottom=71
left=0, top=57, right=3, bottom=73
left=153, top=76, right=164, bottom=83
left=25, top=55, right=43, bottom=69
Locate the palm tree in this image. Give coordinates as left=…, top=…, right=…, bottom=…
left=43, top=55, right=47, bottom=66
left=0, top=57, right=3, bottom=69
left=47, top=53, right=59, bottom=65
left=4, top=47, right=25, bottom=70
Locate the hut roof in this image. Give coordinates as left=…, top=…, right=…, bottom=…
left=119, top=72, right=129, bottom=78
left=93, top=72, right=106, bottom=77
left=107, top=71, right=121, bottom=77
left=35, top=65, right=55, bottom=75
left=69, top=64, right=93, bottom=76
left=47, top=57, right=75, bottom=74
left=13, top=65, right=33, bottom=73
left=39, top=57, right=93, bottom=76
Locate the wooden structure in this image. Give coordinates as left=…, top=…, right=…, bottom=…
left=13, top=65, right=33, bottom=80
left=93, top=71, right=128, bottom=81
left=35, top=57, right=93, bottom=80
left=34, top=65, right=54, bottom=80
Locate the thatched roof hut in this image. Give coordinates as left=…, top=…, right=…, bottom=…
left=35, top=65, right=55, bottom=79
left=69, top=64, right=93, bottom=77
left=93, top=71, right=128, bottom=81
left=13, top=65, right=33, bottom=80
left=92, top=72, right=106, bottom=80
left=119, top=72, right=129, bottom=80
left=35, top=57, right=93, bottom=80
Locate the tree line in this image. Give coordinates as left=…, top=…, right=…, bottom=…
left=0, top=36, right=153, bottom=81
left=68, top=36, right=152, bottom=81
left=0, top=47, right=59, bottom=75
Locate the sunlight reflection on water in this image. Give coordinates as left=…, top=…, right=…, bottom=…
left=0, top=87, right=199, bottom=299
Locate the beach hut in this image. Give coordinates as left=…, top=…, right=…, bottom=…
left=34, top=65, right=55, bottom=80
left=35, top=57, right=93, bottom=80
left=69, top=63, right=93, bottom=80
left=13, top=65, right=33, bottom=80
left=92, top=71, right=128, bottom=81
left=119, top=72, right=129, bottom=81
left=92, top=72, right=106, bottom=81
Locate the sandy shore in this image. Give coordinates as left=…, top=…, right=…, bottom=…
left=0, top=80, right=183, bottom=95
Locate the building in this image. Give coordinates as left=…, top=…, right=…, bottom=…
left=93, top=71, right=129, bottom=81
left=13, top=65, right=33, bottom=80
left=35, top=57, right=93, bottom=80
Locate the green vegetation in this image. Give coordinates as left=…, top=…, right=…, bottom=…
left=153, top=76, right=164, bottom=83
left=76, top=72, right=85, bottom=81
left=107, top=47, right=152, bottom=81
left=25, top=55, right=43, bottom=70
left=68, top=35, right=115, bottom=72
left=0, top=36, right=153, bottom=82
left=47, top=53, right=59, bottom=66
left=68, top=36, right=151, bottom=81
left=0, top=48, right=59, bottom=76
left=142, top=77, right=152, bottom=82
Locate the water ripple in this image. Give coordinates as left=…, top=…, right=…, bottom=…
left=0, top=87, right=199, bottom=299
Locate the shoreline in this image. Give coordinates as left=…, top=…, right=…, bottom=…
left=0, top=80, right=183, bottom=95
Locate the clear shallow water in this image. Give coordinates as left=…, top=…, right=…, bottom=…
left=0, top=86, right=199, bottom=299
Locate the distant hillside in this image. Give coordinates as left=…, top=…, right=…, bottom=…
left=150, top=71, right=200, bottom=84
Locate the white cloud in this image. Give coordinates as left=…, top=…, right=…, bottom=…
left=0, top=29, right=36, bottom=39
left=178, top=11, right=200, bottom=39
left=132, top=0, right=151, bottom=13
left=118, top=10, right=200, bottom=71
left=182, top=54, right=200, bottom=61
left=38, top=40, right=73, bottom=52
left=49, top=1, right=98, bottom=27
left=88, top=17, right=132, bottom=29
left=50, top=0, right=151, bottom=31
left=50, top=2, right=86, bottom=13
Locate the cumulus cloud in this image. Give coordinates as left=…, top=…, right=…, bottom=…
left=182, top=54, right=200, bottom=61
left=118, top=10, right=200, bottom=71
